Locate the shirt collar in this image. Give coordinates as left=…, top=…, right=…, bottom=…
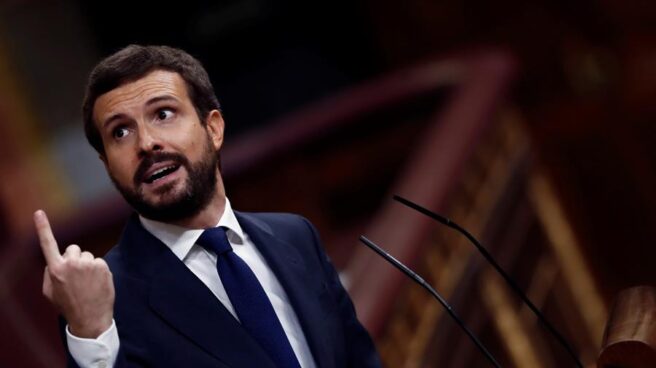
left=139, top=197, right=245, bottom=261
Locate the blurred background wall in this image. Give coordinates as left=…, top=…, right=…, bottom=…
left=0, top=0, right=655, bottom=367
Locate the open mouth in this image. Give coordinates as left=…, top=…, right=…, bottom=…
left=144, top=164, right=180, bottom=184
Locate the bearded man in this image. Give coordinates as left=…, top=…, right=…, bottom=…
left=35, top=45, right=381, bottom=368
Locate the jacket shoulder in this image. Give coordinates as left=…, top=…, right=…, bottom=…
left=236, top=211, right=315, bottom=234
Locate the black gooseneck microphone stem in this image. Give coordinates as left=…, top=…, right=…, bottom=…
left=359, top=236, right=503, bottom=368
left=393, top=195, right=584, bottom=368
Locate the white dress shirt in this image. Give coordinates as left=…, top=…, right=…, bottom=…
left=67, top=199, right=317, bottom=368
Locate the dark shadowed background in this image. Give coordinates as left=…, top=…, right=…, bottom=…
left=1, top=1, right=655, bottom=367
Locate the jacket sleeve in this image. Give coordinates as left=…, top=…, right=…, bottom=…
left=300, top=217, right=383, bottom=368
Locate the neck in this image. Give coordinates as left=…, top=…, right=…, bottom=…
left=168, top=172, right=227, bottom=229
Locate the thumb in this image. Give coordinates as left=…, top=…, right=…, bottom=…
left=42, top=266, right=53, bottom=301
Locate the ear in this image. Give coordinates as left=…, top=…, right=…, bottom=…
left=205, top=110, right=225, bottom=150
left=99, top=153, right=108, bottom=168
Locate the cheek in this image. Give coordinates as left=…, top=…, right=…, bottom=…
left=175, top=131, right=203, bottom=155
left=106, top=155, right=136, bottom=181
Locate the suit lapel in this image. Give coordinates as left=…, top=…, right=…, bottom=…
left=236, top=213, right=333, bottom=368
left=119, top=216, right=276, bottom=368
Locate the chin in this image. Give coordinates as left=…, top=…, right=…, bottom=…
left=148, top=180, right=182, bottom=197
left=143, top=185, right=191, bottom=209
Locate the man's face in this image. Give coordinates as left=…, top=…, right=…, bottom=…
left=93, top=70, right=224, bottom=222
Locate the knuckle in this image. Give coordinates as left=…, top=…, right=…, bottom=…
left=65, top=244, right=80, bottom=252
left=96, top=260, right=112, bottom=275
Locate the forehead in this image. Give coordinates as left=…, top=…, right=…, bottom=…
left=93, top=69, right=189, bottom=126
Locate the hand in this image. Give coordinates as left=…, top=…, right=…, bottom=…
left=34, top=210, right=115, bottom=338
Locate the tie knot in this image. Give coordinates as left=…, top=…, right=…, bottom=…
left=196, top=227, right=233, bottom=255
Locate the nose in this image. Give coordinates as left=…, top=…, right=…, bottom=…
left=137, top=124, right=163, bottom=158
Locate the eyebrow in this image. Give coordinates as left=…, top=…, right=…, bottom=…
left=101, top=95, right=179, bottom=129
left=102, top=113, right=128, bottom=130
left=145, top=95, right=178, bottom=106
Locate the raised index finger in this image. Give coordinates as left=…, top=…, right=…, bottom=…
left=33, top=210, right=62, bottom=265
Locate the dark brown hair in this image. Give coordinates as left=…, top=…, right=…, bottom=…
left=82, top=45, right=221, bottom=154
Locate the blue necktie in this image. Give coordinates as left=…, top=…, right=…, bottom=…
left=196, top=227, right=302, bottom=368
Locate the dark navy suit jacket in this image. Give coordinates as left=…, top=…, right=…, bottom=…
left=64, top=212, right=381, bottom=368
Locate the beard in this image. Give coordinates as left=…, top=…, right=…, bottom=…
left=109, top=137, right=219, bottom=223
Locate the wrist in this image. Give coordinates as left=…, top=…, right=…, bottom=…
left=68, top=317, right=113, bottom=339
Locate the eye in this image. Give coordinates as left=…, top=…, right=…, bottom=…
left=112, top=126, right=130, bottom=139
left=156, top=108, right=174, bottom=121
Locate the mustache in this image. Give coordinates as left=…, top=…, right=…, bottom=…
left=133, top=151, right=188, bottom=185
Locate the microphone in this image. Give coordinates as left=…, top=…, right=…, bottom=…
left=359, top=235, right=503, bottom=368
left=393, top=194, right=584, bottom=368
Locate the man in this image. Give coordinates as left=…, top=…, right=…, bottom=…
left=35, top=45, right=381, bottom=368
